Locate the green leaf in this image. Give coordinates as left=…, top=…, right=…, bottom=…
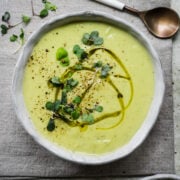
left=47, top=118, right=55, bottom=131
left=56, top=47, right=68, bottom=60
left=60, top=56, right=70, bottom=67
left=82, top=33, right=92, bottom=45
left=73, top=63, right=83, bottom=70
left=93, top=61, right=102, bottom=68
left=73, top=45, right=88, bottom=62
left=94, top=37, right=104, bottom=45
left=82, top=31, right=104, bottom=46
left=54, top=100, right=61, bottom=111
left=73, top=96, right=81, bottom=104
left=101, top=64, right=112, bottom=78
left=22, top=15, right=31, bottom=24
left=61, top=90, right=67, bottom=105
left=10, top=34, right=18, bottom=42
left=45, top=2, right=57, bottom=11
left=49, top=76, right=63, bottom=87
left=81, top=114, right=94, bottom=124
left=19, top=28, right=25, bottom=45
left=94, top=105, right=103, bottom=112
left=71, top=109, right=80, bottom=120
left=45, top=101, right=54, bottom=111
left=1, top=24, right=8, bottom=34
left=2, top=12, right=10, bottom=22
left=63, top=105, right=74, bottom=115
left=67, top=78, right=79, bottom=88
left=40, top=8, right=49, bottom=18
left=42, top=0, right=48, bottom=3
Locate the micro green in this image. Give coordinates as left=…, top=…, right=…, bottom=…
left=60, top=57, right=70, bottom=67
left=81, top=114, right=94, bottom=124
left=49, top=76, right=63, bottom=87
left=45, top=101, right=54, bottom=111
left=93, top=61, right=103, bottom=68
left=60, top=90, right=67, bottom=105
left=40, top=8, right=49, bottom=18
left=66, top=78, right=79, bottom=89
left=56, top=47, right=68, bottom=60
left=44, top=1, right=57, bottom=11
left=71, top=109, right=81, bottom=120
left=10, top=34, right=18, bottom=42
left=1, top=24, right=8, bottom=34
left=82, top=31, right=104, bottom=46
left=94, top=105, right=103, bottom=112
left=100, top=64, right=112, bottom=78
left=2, top=12, right=10, bottom=23
left=73, top=96, right=81, bottom=104
left=19, top=28, right=25, bottom=45
left=56, top=47, right=70, bottom=67
left=47, top=118, right=55, bottom=131
left=73, top=45, right=88, bottom=62
left=22, top=15, right=31, bottom=24
left=73, top=63, right=83, bottom=70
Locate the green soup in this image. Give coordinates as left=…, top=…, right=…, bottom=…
left=23, top=22, right=154, bottom=154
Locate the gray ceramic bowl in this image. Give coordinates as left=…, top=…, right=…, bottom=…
left=12, top=11, right=165, bottom=165
left=141, top=174, right=180, bottom=180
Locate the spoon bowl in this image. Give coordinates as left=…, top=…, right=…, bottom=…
left=140, top=7, right=180, bottom=38
left=93, top=0, right=180, bottom=38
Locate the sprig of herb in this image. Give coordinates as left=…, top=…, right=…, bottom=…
left=73, top=96, right=82, bottom=104
left=47, top=118, right=55, bottom=131
left=10, top=34, right=18, bottom=42
left=2, top=12, right=10, bottom=23
left=101, top=64, right=112, bottom=78
left=22, top=15, right=31, bottom=24
left=81, top=113, right=94, bottom=124
left=94, top=105, right=103, bottom=112
left=1, top=24, right=8, bottom=35
left=49, top=76, right=63, bottom=87
left=73, top=45, right=88, bottom=62
left=93, top=60, right=103, bottom=68
left=56, top=47, right=70, bottom=67
left=82, top=31, right=104, bottom=46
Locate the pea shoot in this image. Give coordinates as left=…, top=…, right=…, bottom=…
left=82, top=31, right=104, bottom=46
left=22, top=15, right=31, bottom=24
left=56, top=47, right=70, bottom=67
left=73, top=45, right=88, bottom=62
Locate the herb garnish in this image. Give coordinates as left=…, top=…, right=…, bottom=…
left=47, top=118, right=55, bottom=131
left=93, top=61, right=103, bottom=68
left=94, top=105, right=103, bottom=112
left=1, top=24, right=8, bottom=34
left=1, top=0, right=57, bottom=51
left=10, top=34, right=18, bottom=42
left=73, top=45, right=88, bottom=62
left=101, top=64, right=112, bottom=78
left=56, top=47, right=70, bottom=67
left=44, top=1, right=57, bottom=11
left=81, top=114, right=94, bottom=124
left=49, top=76, right=63, bottom=87
left=44, top=31, right=134, bottom=131
left=82, top=31, right=104, bottom=46
left=2, top=12, right=10, bottom=23
left=73, top=96, right=82, bottom=104
left=22, top=15, right=31, bottom=24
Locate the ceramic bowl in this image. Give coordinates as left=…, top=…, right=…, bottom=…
left=141, top=174, right=180, bottom=180
left=12, top=11, right=165, bottom=165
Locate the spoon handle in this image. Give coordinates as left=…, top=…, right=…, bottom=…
left=92, top=0, right=125, bottom=10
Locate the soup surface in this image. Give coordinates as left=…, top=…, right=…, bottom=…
left=23, top=22, right=154, bottom=154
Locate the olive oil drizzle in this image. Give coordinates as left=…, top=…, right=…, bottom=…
left=47, top=47, right=134, bottom=130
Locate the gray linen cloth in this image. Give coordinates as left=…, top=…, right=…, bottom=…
left=0, top=0, right=174, bottom=177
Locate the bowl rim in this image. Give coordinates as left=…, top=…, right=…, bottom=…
left=12, top=10, right=165, bottom=165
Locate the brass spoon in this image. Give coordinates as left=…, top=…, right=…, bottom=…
left=93, top=0, right=180, bottom=38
